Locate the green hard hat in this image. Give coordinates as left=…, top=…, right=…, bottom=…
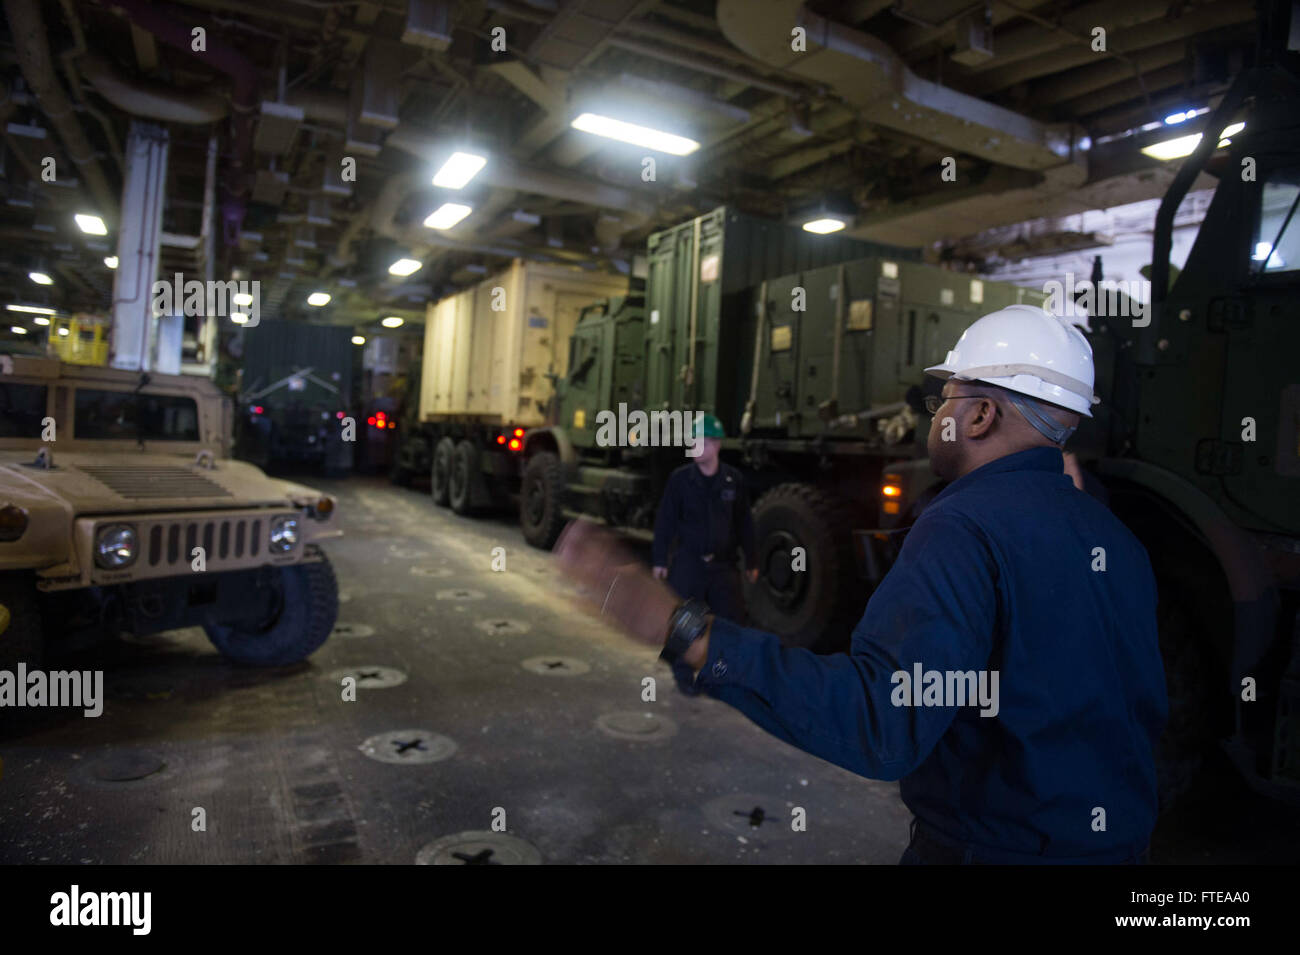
left=693, top=413, right=726, bottom=439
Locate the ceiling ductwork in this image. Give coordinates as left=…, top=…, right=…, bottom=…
left=4, top=0, right=117, bottom=219
left=715, top=0, right=1084, bottom=174
left=80, top=55, right=227, bottom=124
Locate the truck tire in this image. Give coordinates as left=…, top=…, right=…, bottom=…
left=0, top=572, right=43, bottom=670
left=431, top=437, right=455, bottom=507
left=520, top=451, right=567, bottom=549
left=1152, top=578, right=1218, bottom=808
left=747, top=483, right=857, bottom=651
left=203, top=547, right=338, bottom=666
left=448, top=439, right=480, bottom=515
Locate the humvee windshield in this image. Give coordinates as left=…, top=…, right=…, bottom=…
left=74, top=388, right=201, bottom=441
left=1254, top=166, right=1300, bottom=274
left=0, top=382, right=48, bottom=438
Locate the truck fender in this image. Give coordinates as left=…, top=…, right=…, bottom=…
left=1094, top=457, right=1281, bottom=688
left=522, top=427, right=579, bottom=481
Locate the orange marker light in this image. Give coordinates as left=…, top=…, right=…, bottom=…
left=883, top=501, right=901, bottom=515
left=882, top=484, right=902, bottom=498
left=388, top=421, right=396, bottom=429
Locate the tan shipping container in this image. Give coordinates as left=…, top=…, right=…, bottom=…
left=418, top=260, right=629, bottom=426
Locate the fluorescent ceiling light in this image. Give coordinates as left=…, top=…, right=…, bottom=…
left=10, top=325, right=27, bottom=334
left=570, top=112, right=699, bottom=156
left=1164, top=111, right=1189, bottom=125
left=423, top=203, right=472, bottom=230
left=1141, top=121, right=1246, bottom=161
left=75, top=214, right=107, bottom=235
left=381, top=316, right=404, bottom=328
left=233, top=292, right=254, bottom=306
left=351, top=335, right=366, bottom=345
left=432, top=152, right=487, bottom=189
left=34, top=316, right=50, bottom=326
left=388, top=258, right=423, bottom=276
left=104, top=256, right=118, bottom=269
left=231, top=312, right=250, bottom=324
left=307, top=291, right=331, bottom=306
left=7, top=304, right=56, bottom=315
left=58, top=327, right=69, bottom=336
left=802, top=217, right=848, bottom=234
left=29, top=271, right=53, bottom=285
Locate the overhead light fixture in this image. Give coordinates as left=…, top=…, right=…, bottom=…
left=381, top=316, right=404, bottom=328
left=802, top=216, right=848, bottom=234
left=57, top=327, right=69, bottom=336
left=33, top=316, right=50, bottom=326
left=28, top=271, right=53, bottom=285
left=104, top=256, right=118, bottom=269
left=10, top=325, right=27, bottom=335
left=389, top=258, right=423, bottom=276
left=432, top=152, right=487, bottom=189
left=307, top=291, right=331, bottom=306
left=1164, top=111, right=1189, bottom=125
left=231, top=312, right=250, bottom=324
left=1141, top=121, right=1246, bottom=161
left=570, top=112, right=699, bottom=156
left=423, top=202, right=472, bottom=230
left=75, top=213, right=107, bottom=235
left=6, top=304, right=56, bottom=315
left=233, top=291, right=254, bottom=306
left=351, top=335, right=366, bottom=345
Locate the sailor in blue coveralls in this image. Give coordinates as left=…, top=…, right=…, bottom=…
left=651, top=413, right=758, bottom=624
left=556, top=305, right=1169, bottom=865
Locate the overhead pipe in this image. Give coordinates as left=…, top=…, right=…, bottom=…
left=4, top=0, right=117, bottom=220
left=80, top=55, right=228, bottom=124
left=106, top=0, right=258, bottom=246
left=715, top=0, right=1083, bottom=173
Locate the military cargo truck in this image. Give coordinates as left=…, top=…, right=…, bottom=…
left=0, top=355, right=342, bottom=668
left=394, top=259, right=629, bottom=513
left=522, top=208, right=1049, bottom=645
left=234, top=319, right=355, bottom=476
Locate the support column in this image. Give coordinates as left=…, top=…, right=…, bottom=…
left=109, top=120, right=169, bottom=372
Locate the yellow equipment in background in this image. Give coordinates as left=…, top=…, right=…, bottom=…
left=48, top=313, right=109, bottom=366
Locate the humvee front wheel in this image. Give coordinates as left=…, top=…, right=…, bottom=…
left=203, top=547, right=338, bottom=666
left=0, top=572, right=43, bottom=670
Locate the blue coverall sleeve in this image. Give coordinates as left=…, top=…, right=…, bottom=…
left=689, top=511, right=999, bottom=781
left=651, top=472, right=679, bottom=568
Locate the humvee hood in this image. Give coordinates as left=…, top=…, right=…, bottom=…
left=1, top=453, right=310, bottom=513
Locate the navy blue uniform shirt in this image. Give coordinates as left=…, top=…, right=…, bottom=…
left=682, top=446, right=1168, bottom=863
left=652, top=462, right=757, bottom=570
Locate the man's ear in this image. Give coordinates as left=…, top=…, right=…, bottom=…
left=967, top=398, right=999, bottom=439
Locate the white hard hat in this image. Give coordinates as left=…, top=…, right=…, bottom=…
left=924, top=303, right=1098, bottom=417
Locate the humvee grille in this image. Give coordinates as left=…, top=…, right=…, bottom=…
left=79, top=465, right=232, bottom=499
left=146, top=516, right=264, bottom=566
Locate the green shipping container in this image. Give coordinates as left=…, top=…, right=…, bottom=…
left=643, top=207, right=919, bottom=429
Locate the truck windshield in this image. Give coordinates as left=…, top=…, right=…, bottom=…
left=0, top=382, right=48, bottom=437
left=1253, top=168, right=1300, bottom=273
left=74, top=389, right=200, bottom=441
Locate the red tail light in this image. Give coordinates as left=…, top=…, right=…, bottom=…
left=513, top=427, right=524, bottom=437
left=496, top=435, right=506, bottom=445
left=252, top=405, right=264, bottom=415
left=508, top=438, right=521, bottom=451
left=367, top=416, right=376, bottom=426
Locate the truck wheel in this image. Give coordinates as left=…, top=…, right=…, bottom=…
left=748, top=483, right=856, bottom=651
left=520, top=451, right=567, bottom=549
left=0, top=572, right=43, bottom=670
left=449, top=439, right=480, bottom=515
left=1153, top=578, right=1219, bottom=808
left=203, top=547, right=338, bottom=666
left=431, top=437, right=455, bottom=506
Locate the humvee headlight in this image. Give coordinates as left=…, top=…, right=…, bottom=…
left=94, top=524, right=138, bottom=569
left=0, top=504, right=29, bottom=542
left=269, top=516, right=299, bottom=552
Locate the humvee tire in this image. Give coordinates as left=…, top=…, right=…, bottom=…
left=747, top=483, right=856, bottom=651
left=0, top=572, right=43, bottom=671
left=431, top=437, right=455, bottom=506
left=520, top=451, right=567, bottom=549
left=203, top=547, right=338, bottom=666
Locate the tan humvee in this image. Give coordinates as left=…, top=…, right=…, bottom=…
left=0, top=353, right=341, bottom=667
